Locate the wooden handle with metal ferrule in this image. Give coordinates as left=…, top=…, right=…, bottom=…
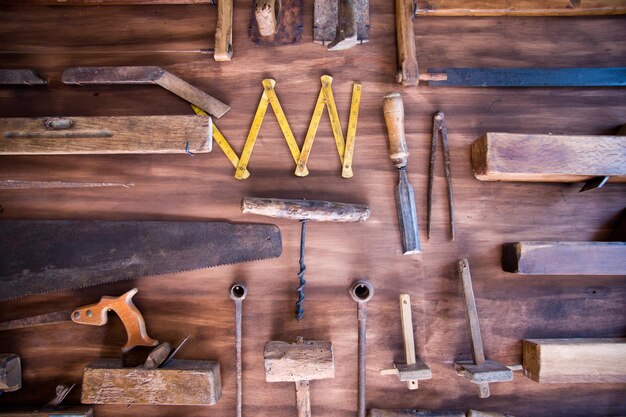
left=383, top=93, right=409, bottom=169
left=242, top=197, right=371, bottom=222
left=71, top=288, right=158, bottom=352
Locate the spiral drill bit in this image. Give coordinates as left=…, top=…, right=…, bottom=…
left=295, top=220, right=308, bottom=320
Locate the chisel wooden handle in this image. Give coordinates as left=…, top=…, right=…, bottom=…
left=383, top=93, right=409, bottom=169
left=242, top=197, right=370, bottom=222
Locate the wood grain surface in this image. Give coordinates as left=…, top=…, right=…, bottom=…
left=0, top=2, right=625, bottom=417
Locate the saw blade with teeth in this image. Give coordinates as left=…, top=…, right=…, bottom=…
left=0, top=220, right=282, bottom=301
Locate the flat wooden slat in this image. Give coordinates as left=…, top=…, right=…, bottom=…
left=414, top=0, right=626, bottom=16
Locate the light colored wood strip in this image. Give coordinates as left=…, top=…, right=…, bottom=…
left=399, top=294, right=418, bottom=389
left=214, top=0, right=233, bottom=61
left=414, top=0, right=626, bottom=16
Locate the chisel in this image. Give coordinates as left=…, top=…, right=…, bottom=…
left=383, top=93, right=420, bottom=254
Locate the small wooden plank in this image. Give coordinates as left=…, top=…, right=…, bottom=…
left=523, top=338, right=626, bottom=383
left=414, top=0, right=626, bottom=16
left=264, top=340, right=335, bottom=382
left=81, top=358, right=222, bottom=405
left=502, top=241, right=626, bottom=275
left=368, top=410, right=465, bottom=417
left=0, top=354, right=20, bottom=392
left=471, top=132, right=626, bottom=183
left=0, top=407, right=93, bottom=417
left=454, top=360, right=513, bottom=383
left=214, top=0, right=233, bottom=61
left=0, top=115, right=211, bottom=155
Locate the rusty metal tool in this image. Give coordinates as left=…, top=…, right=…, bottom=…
left=264, top=337, right=335, bottom=417
left=314, top=0, right=369, bottom=49
left=0, top=354, right=21, bottom=393
left=230, top=283, right=247, bottom=417
left=0, top=220, right=281, bottom=300
left=0, top=384, right=93, bottom=417
left=250, top=0, right=303, bottom=46
left=61, top=66, right=230, bottom=118
left=0, top=288, right=158, bottom=352
left=242, top=197, right=370, bottom=320
left=455, top=259, right=516, bottom=398
left=427, top=111, right=455, bottom=241
left=380, top=294, right=432, bottom=389
left=0, top=180, right=133, bottom=190
left=0, top=69, right=47, bottom=85
left=350, top=280, right=373, bottom=417
left=383, top=93, right=420, bottom=255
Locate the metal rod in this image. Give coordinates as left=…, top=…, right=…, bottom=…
left=350, top=280, right=374, bottom=417
left=230, top=283, right=247, bottom=417
left=296, top=220, right=307, bottom=320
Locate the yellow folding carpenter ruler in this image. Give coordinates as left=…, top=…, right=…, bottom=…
left=295, top=75, right=362, bottom=178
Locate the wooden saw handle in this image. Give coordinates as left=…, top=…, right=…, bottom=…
left=71, top=288, right=158, bottom=352
left=383, top=93, right=409, bottom=169
left=242, top=197, right=371, bottom=222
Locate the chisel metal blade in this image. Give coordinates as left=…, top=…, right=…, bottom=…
left=426, top=67, right=626, bottom=87
left=396, top=169, right=420, bottom=254
left=0, top=220, right=282, bottom=301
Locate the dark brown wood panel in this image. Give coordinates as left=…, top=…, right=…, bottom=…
left=0, top=2, right=625, bottom=417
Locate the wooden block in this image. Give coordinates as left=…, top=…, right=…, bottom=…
left=503, top=241, right=626, bottom=275
left=368, top=410, right=465, bottom=417
left=0, top=354, right=21, bottom=392
left=523, top=338, right=626, bottom=383
left=414, top=0, right=626, bottom=16
left=454, top=360, right=513, bottom=384
left=0, top=115, right=212, bottom=155
left=264, top=340, right=335, bottom=382
left=81, top=358, right=221, bottom=405
left=470, top=132, right=626, bottom=183
left=0, top=407, right=93, bottom=417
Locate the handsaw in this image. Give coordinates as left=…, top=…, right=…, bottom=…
left=0, top=220, right=281, bottom=301
left=0, top=288, right=157, bottom=352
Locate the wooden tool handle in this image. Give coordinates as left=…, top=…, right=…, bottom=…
left=256, top=0, right=279, bottom=36
left=295, top=380, right=311, bottom=417
left=383, top=93, right=409, bottom=169
left=71, top=288, right=158, bottom=352
left=395, top=0, right=419, bottom=86
left=242, top=197, right=371, bottom=222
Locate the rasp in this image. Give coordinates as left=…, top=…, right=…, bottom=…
left=425, top=67, right=626, bottom=87
left=383, top=93, right=420, bottom=254
left=0, top=220, right=282, bottom=300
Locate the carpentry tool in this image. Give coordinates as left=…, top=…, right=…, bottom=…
left=250, top=0, right=303, bottom=45
left=380, top=294, right=432, bottom=389
left=295, top=75, right=362, bottom=178
left=0, top=69, right=46, bottom=85
left=471, top=127, right=626, bottom=188
left=314, top=0, right=369, bottom=49
left=523, top=338, right=626, bottom=383
left=368, top=409, right=515, bottom=417
left=235, top=79, right=302, bottom=179
left=502, top=241, right=626, bottom=275
left=350, top=280, right=373, bottom=417
left=241, top=197, right=370, bottom=319
left=455, top=259, right=514, bottom=398
left=0, top=220, right=282, bottom=300
left=394, top=0, right=419, bottom=86
left=0, top=354, right=20, bottom=393
left=0, top=115, right=211, bottom=155
left=230, top=283, right=247, bottom=417
left=0, top=384, right=93, bottom=417
left=425, top=67, right=626, bottom=87
left=0, top=180, right=133, bottom=189
left=427, top=111, right=455, bottom=241
left=264, top=337, right=335, bottom=417
left=214, top=0, right=233, bottom=61
left=192, top=105, right=251, bottom=179
left=383, top=93, right=420, bottom=255
left=62, top=66, right=230, bottom=118
left=0, top=288, right=158, bottom=352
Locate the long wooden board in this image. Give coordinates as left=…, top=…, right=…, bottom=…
left=503, top=241, right=626, bottom=275
left=414, top=0, right=626, bottom=16
left=471, top=132, right=626, bottom=183
left=0, top=115, right=212, bottom=155
left=0, top=0, right=213, bottom=4
left=523, top=338, right=626, bottom=383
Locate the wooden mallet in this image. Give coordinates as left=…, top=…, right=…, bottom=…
left=264, top=337, right=335, bottom=417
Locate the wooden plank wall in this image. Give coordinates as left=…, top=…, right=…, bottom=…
left=0, top=2, right=625, bottom=416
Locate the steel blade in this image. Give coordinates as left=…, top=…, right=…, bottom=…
left=395, top=170, right=420, bottom=254
left=426, top=67, right=626, bottom=87
left=0, top=310, right=71, bottom=331
left=0, top=220, right=282, bottom=300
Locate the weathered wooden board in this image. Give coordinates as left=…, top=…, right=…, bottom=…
left=0, top=116, right=212, bottom=155
left=414, top=0, right=626, bottom=16
left=0, top=354, right=20, bottom=392
left=502, top=241, right=626, bottom=275
left=471, top=132, right=626, bottom=183
left=0, top=407, right=93, bottom=417
left=523, top=338, right=626, bottom=383
left=264, top=340, right=335, bottom=382
left=81, top=358, right=221, bottom=405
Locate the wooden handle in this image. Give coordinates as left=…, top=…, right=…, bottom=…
left=295, top=380, right=311, bottom=417
left=395, top=0, right=419, bottom=86
left=256, top=0, right=279, bottom=36
left=72, top=288, right=159, bottom=352
left=242, top=197, right=371, bottom=222
left=383, top=93, right=408, bottom=169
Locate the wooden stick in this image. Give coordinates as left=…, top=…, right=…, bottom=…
left=0, top=115, right=211, bottom=155
left=399, top=294, right=419, bottom=389
left=214, top=0, right=233, bottom=61
left=395, top=0, right=419, bottom=86
left=503, top=242, right=626, bottom=275
left=241, top=197, right=371, bottom=222
left=0, top=407, right=93, bottom=417
left=414, top=0, right=626, bottom=16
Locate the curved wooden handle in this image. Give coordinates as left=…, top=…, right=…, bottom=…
left=71, top=288, right=158, bottom=352
left=383, top=93, right=408, bottom=169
